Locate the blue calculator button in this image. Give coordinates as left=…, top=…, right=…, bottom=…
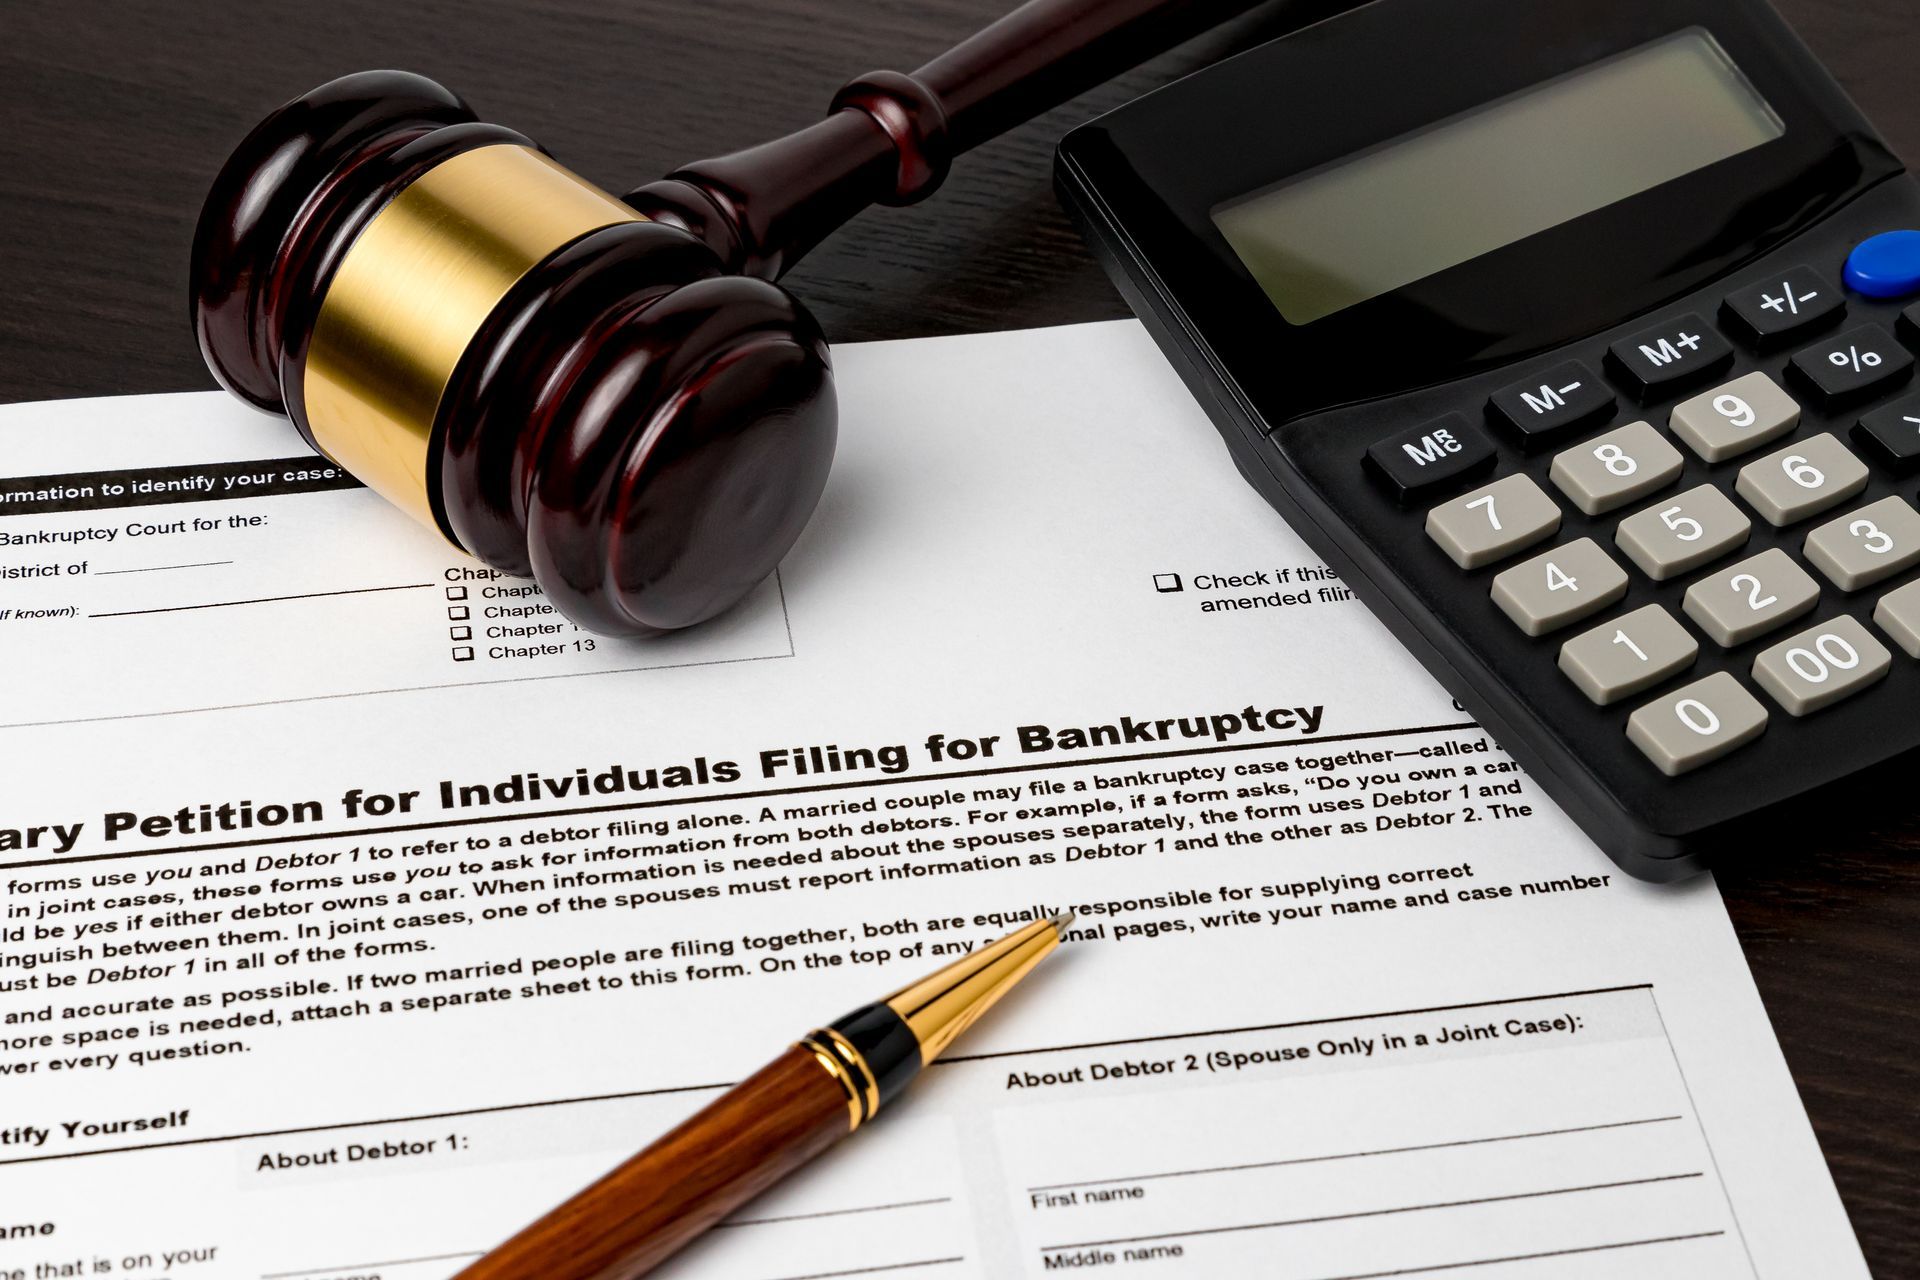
left=1842, top=230, right=1920, bottom=298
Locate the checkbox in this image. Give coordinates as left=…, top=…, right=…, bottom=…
left=1153, top=572, right=1183, bottom=593
left=445, top=585, right=469, bottom=601
left=452, top=645, right=475, bottom=662
left=447, top=605, right=470, bottom=621
left=449, top=625, right=472, bottom=641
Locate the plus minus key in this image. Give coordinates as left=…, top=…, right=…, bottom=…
left=1721, top=266, right=1844, bottom=348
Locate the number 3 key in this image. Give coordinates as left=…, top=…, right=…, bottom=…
left=1803, top=495, right=1920, bottom=589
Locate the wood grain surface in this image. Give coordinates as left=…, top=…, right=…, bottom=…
left=454, top=1044, right=851, bottom=1280
left=0, top=0, right=1913, bottom=1270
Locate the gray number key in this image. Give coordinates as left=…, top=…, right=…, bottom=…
left=1803, top=495, right=1920, bottom=590
left=1548, top=421, right=1684, bottom=515
left=1425, top=474, right=1561, bottom=569
left=1682, top=547, right=1820, bottom=646
left=1733, top=432, right=1869, bottom=526
left=1627, top=671, right=1769, bottom=776
left=1614, top=484, right=1750, bottom=580
left=1751, top=615, right=1892, bottom=716
left=1874, top=579, right=1920, bottom=658
left=1557, top=604, right=1698, bottom=705
left=1669, top=372, right=1800, bottom=462
left=1490, top=537, right=1629, bottom=636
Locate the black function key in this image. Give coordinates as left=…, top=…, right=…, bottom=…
left=1720, top=267, right=1845, bottom=349
left=1855, top=392, right=1920, bottom=474
left=1788, top=323, right=1916, bottom=408
left=1487, top=360, right=1615, bottom=442
left=1365, top=413, right=1496, bottom=503
left=1606, top=314, right=1734, bottom=398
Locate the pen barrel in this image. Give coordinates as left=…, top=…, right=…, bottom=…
left=454, top=1044, right=853, bottom=1280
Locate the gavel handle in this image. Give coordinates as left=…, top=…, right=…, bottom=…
left=918, top=0, right=1257, bottom=152
left=626, top=0, right=1265, bottom=278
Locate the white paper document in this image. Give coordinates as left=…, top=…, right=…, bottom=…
left=0, top=321, right=1864, bottom=1278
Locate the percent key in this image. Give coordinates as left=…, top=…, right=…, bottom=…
left=1790, top=323, right=1915, bottom=407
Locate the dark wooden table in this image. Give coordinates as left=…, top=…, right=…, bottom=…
left=3, top=0, right=1913, bottom=1268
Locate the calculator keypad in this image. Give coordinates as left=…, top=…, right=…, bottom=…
left=1548, top=421, right=1682, bottom=515
left=1363, top=236, right=1920, bottom=794
left=1614, top=485, right=1750, bottom=581
left=1424, top=474, right=1560, bottom=569
left=1750, top=615, right=1892, bottom=716
left=1682, top=548, right=1820, bottom=647
left=1557, top=604, right=1697, bottom=706
left=1733, top=433, right=1869, bottom=526
left=1788, top=323, right=1915, bottom=406
left=1490, top=538, right=1628, bottom=636
left=1625, top=672, right=1769, bottom=777
left=1802, top=495, right=1920, bottom=589
left=1668, top=372, right=1800, bottom=461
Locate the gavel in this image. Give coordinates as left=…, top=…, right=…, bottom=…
left=189, top=0, right=1257, bottom=636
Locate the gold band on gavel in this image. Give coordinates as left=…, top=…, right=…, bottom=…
left=302, top=144, right=644, bottom=539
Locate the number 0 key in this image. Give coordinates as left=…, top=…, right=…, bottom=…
left=1627, top=672, right=1769, bottom=776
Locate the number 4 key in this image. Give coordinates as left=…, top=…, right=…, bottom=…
left=1491, top=537, right=1628, bottom=635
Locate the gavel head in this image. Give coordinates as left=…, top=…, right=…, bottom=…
left=190, top=71, right=835, bottom=636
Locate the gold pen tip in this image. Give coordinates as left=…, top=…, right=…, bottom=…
left=883, top=910, right=1076, bottom=1064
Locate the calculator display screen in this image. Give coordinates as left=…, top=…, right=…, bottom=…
left=1212, top=30, right=1785, bottom=326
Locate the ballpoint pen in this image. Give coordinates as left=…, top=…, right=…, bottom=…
left=456, top=911, right=1075, bottom=1280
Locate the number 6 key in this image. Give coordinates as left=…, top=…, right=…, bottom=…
left=1734, top=432, right=1869, bottom=525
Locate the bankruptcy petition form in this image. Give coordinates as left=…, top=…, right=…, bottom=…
left=0, top=321, right=1864, bottom=1279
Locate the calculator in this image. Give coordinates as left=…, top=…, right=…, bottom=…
left=1055, top=0, right=1920, bottom=879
